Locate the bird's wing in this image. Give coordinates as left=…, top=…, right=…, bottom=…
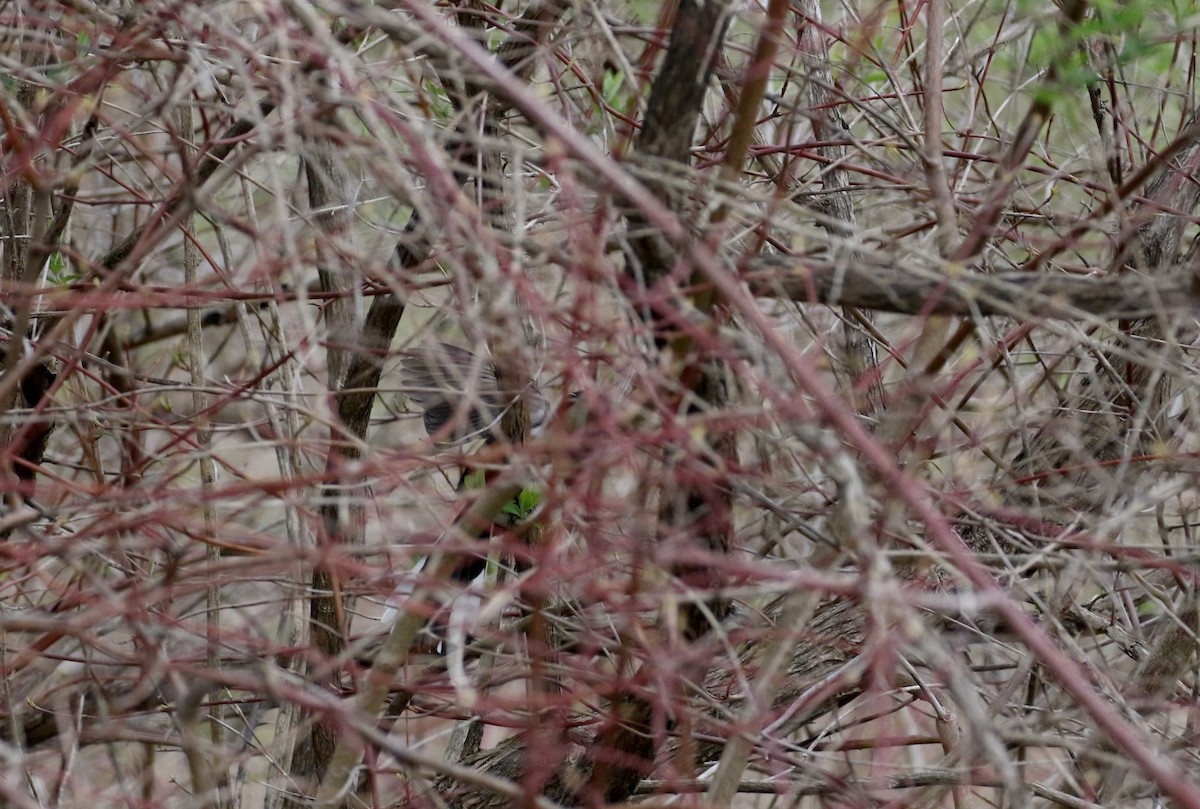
left=401, top=342, right=554, bottom=441
left=400, top=343, right=506, bottom=442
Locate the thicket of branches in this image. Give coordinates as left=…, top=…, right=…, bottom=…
left=3, top=1, right=1200, bottom=807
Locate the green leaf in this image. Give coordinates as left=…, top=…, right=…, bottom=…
left=602, top=70, right=623, bottom=105
left=518, top=487, right=540, bottom=513
left=47, top=252, right=79, bottom=286
left=463, top=469, right=487, bottom=490
left=502, top=486, right=541, bottom=521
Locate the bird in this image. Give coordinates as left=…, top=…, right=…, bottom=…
left=381, top=342, right=553, bottom=656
